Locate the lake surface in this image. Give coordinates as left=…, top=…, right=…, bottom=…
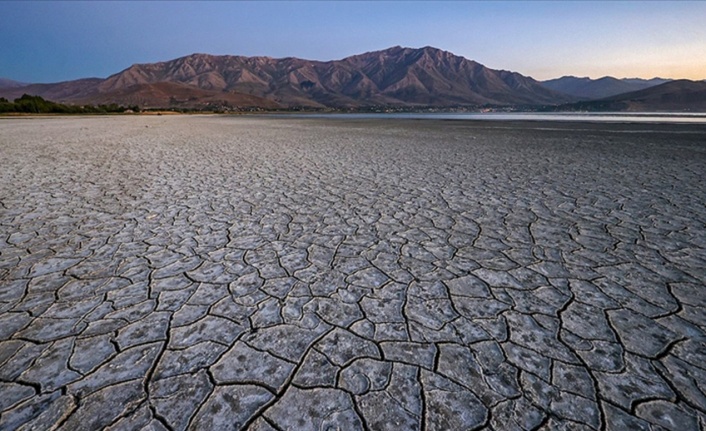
left=275, top=111, right=706, bottom=124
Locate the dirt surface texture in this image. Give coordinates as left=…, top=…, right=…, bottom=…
left=1, top=116, right=705, bottom=430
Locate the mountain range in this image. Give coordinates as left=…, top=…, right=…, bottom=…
left=540, top=76, right=672, bottom=100
left=1, top=46, right=704, bottom=111
left=552, top=79, right=706, bottom=112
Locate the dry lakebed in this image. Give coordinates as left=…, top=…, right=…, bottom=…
left=1, top=115, right=705, bottom=430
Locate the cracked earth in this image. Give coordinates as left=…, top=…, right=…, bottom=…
left=1, top=116, right=705, bottom=430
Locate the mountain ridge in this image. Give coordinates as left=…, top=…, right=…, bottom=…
left=0, top=46, right=575, bottom=108
left=540, top=76, right=672, bottom=100
left=96, top=46, right=572, bottom=107
left=551, top=79, right=706, bottom=112
left=2, top=47, right=703, bottom=111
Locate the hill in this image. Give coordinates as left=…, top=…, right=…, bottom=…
left=73, top=82, right=279, bottom=110
left=551, top=80, right=706, bottom=112
left=1, top=78, right=104, bottom=103
left=541, top=76, right=671, bottom=100
left=0, top=78, right=30, bottom=89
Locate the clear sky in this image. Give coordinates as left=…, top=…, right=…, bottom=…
left=1, top=1, right=705, bottom=83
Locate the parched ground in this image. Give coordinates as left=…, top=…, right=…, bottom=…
left=1, top=115, right=705, bottom=430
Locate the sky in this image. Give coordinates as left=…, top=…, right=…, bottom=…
left=1, top=1, right=705, bottom=83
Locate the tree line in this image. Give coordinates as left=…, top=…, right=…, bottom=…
left=0, top=94, right=140, bottom=114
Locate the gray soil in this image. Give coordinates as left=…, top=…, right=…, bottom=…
left=1, top=115, right=705, bottom=430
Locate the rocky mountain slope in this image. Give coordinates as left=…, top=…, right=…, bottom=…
left=4, top=47, right=702, bottom=111
left=0, top=46, right=575, bottom=109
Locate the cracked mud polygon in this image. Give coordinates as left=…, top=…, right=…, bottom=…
left=1, top=116, right=705, bottom=430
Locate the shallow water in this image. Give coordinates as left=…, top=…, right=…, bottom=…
left=276, top=111, right=706, bottom=124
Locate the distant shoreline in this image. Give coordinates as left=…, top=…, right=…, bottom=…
left=4, top=113, right=706, bottom=132
left=4, top=110, right=706, bottom=120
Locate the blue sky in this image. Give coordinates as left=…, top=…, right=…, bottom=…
left=1, top=1, right=705, bottom=83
